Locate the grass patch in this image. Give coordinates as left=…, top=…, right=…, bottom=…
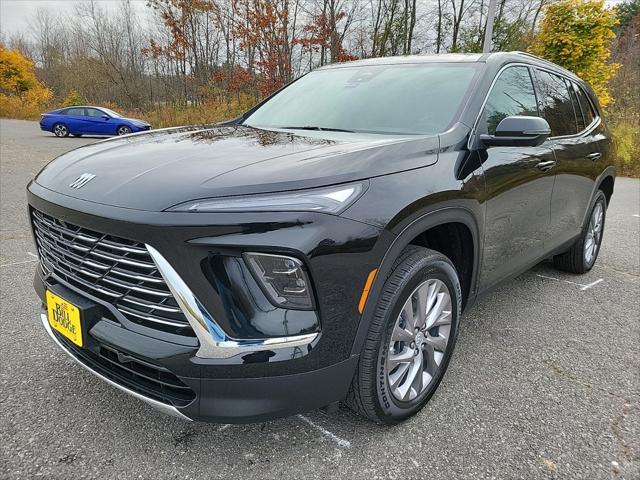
left=609, top=116, right=640, bottom=177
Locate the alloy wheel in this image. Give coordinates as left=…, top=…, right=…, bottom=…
left=584, top=201, right=604, bottom=265
left=118, top=126, right=131, bottom=135
left=386, top=278, right=452, bottom=402
left=54, top=124, right=68, bottom=137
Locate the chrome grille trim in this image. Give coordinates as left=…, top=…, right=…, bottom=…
left=147, top=244, right=320, bottom=359
left=32, top=209, right=191, bottom=334
left=119, top=295, right=182, bottom=313
left=117, top=306, right=189, bottom=327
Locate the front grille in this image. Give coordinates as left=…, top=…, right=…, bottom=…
left=31, top=209, right=193, bottom=336
left=55, top=331, right=196, bottom=407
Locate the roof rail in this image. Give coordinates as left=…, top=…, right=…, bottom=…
left=511, top=51, right=580, bottom=80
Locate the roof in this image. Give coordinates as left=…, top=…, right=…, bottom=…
left=62, top=105, right=108, bottom=109
left=318, top=52, right=581, bottom=82
left=319, top=53, right=484, bottom=69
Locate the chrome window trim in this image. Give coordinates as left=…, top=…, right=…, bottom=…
left=468, top=62, right=601, bottom=149
left=39, top=309, right=192, bottom=421
left=530, top=66, right=601, bottom=140
left=146, top=245, right=319, bottom=359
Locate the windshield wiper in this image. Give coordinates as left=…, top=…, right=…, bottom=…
left=280, top=126, right=356, bottom=133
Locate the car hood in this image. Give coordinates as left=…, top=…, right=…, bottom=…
left=123, top=117, right=149, bottom=126
left=34, top=125, right=441, bottom=211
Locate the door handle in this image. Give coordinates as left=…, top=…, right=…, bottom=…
left=536, top=160, right=556, bottom=172
left=587, top=152, right=602, bottom=161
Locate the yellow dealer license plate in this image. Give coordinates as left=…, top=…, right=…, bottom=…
left=46, top=290, right=83, bottom=347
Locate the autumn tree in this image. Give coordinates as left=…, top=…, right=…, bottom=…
left=232, top=0, right=294, bottom=96
left=0, top=46, right=52, bottom=118
left=296, top=5, right=357, bottom=66
left=614, top=0, right=639, bottom=32
left=530, top=0, right=619, bottom=107
left=608, top=5, right=640, bottom=175
left=145, top=0, right=221, bottom=104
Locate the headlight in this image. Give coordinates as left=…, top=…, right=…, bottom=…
left=244, top=253, right=315, bottom=310
left=167, top=182, right=366, bottom=213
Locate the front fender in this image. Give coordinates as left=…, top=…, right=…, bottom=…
left=349, top=206, right=482, bottom=356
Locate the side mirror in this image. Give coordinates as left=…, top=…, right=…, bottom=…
left=480, top=116, right=551, bottom=148
left=101, top=115, right=110, bottom=120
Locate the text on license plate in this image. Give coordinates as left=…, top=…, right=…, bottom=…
left=46, top=290, right=83, bottom=347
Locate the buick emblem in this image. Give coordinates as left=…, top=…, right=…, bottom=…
left=69, top=173, right=96, bottom=189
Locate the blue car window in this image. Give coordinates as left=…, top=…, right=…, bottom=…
left=86, top=109, right=105, bottom=117
left=66, top=108, right=85, bottom=116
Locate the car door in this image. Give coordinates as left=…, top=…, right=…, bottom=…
left=533, top=69, right=600, bottom=248
left=477, top=65, right=556, bottom=290
left=84, top=108, right=114, bottom=134
left=64, top=107, right=89, bottom=134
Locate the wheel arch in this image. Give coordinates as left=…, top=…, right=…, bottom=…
left=597, top=174, right=614, bottom=207
left=351, top=207, right=481, bottom=356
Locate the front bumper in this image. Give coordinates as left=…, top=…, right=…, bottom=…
left=29, top=181, right=389, bottom=422
left=39, top=307, right=191, bottom=420
left=39, top=303, right=359, bottom=422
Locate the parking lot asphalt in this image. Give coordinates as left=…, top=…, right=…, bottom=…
left=0, top=118, right=638, bottom=480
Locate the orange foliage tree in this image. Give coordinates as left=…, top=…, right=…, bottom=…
left=296, top=12, right=358, bottom=64
left=232, top=0, right=293, bottom=96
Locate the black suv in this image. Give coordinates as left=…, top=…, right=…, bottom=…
left=28, top=52, right=614, bottom=424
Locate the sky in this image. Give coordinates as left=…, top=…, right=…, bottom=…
left=0, top=0, right=150, bottom=37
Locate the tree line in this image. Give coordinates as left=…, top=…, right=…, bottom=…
left=2, top=0, right=555, bottom=109
left=1, top=0, right=638, bottom=174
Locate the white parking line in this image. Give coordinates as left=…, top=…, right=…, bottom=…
left=218, top=424, right=230, bottom=432
left=296, top=414, right=351, bottom=448
left=536, top=274, right=604, bottom=291
left=580, top=278, right=604, bottom=290
left=26, top=252, right=38, bottom=259
left=633, top=214, right=640, bottom=218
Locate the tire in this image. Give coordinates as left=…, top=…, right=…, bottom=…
left=553, top=190, right=607, bottom=274
left=53, top=123, right=69, bottom=138
left=117, top=125, right=132, bottom=136
left=346, top=246, right=462, bottom=424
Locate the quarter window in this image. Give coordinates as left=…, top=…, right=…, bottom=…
left=573, top=82, right=596, bottom=128
left=568, top=84, right=586, bottom=132
left=484, top=66, right=539, bottom=135
left=536, top=70, right=577, bottom=136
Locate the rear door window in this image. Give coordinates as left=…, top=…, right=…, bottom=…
left=66, top=107, right=85, bottom=116
left=535, top=70, right=578, bottom=137
left=484, top=66, right=539, bottom=135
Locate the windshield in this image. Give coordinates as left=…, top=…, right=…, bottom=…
left=101, top=107, right=122, bottom=118
left=244, top=63, right=480, bottom=135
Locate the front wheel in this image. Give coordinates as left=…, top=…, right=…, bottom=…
left=346, top=246, right=461, bottom=424
left=53, top=123, right=69, bottom=137
left=553, top=191, right=607, bottom=274
left=117, top=125, right=132, bottom=135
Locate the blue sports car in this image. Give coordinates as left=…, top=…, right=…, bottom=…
left=40, top=106, right=151, bottom=137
